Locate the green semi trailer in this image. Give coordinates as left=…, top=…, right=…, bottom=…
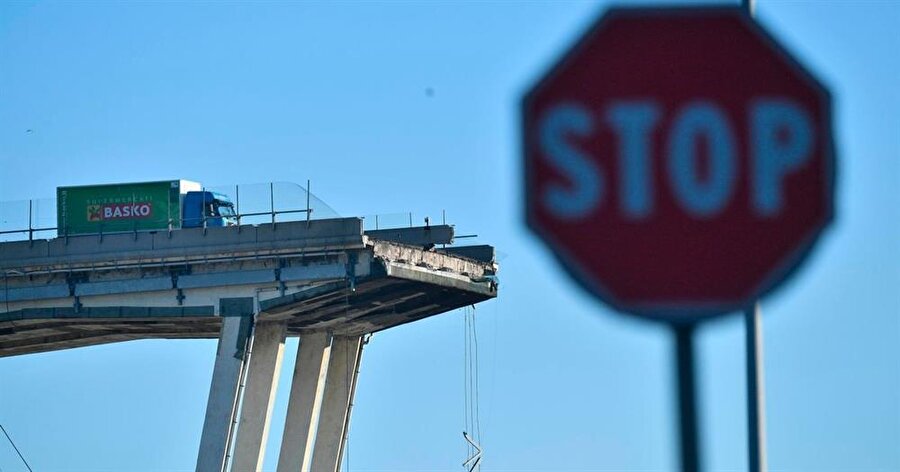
left=57, top=180, right=236, bottom=236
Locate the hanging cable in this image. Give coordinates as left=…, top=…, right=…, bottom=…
left=463, top=431, right=482, bottom=472
left=463, top=307, right=471, bottom=460
left=462, top=306, right=482, bottom=471
left=0, top=424, right=33, bottom=472
left=345, top=299, right=352, bottom=472
left=346, top=333, right=351, bottom=472
left=472, top=306, right=482, bottom=445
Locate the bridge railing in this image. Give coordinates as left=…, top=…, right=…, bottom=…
left=360, top=210, right=479, bottom=244
left=361, top=210, right=451, bottom=231
left=0, top=198, right=58, bottom=243
left=0, top=181, right=340, bottom=243
left=203, top=181, right=339, bottom=228
left=0, top=182, right=478, bottom=243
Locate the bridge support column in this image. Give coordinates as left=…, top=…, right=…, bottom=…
left=276, top=331, right=332, bottom=472
left=196, top=298, right=254, bottom=472
left=230, top=321, right=288, bottom=472
left=311, top=335, right=364, bottom=472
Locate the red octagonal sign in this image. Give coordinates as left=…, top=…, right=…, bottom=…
left=523, top=7, right=835, bottom=321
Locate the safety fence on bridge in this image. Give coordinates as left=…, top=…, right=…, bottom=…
left=0, top=181, right=469, bottom=243
left=0, top=181, right=338, bottom=243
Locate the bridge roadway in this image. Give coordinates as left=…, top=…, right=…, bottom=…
left=0, top=217, right=498, bottom=471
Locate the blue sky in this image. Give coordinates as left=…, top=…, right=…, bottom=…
left=1, top=1, right=898, bottom=471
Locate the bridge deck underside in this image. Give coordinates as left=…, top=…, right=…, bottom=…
left=0, top=272, right=493, bottom=357
left=261, top=275, right=492, bottom=336
left=0, top=309, right=220, bottom=357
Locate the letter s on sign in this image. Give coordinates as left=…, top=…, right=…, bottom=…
left=538, top=104, right=602, bottom=220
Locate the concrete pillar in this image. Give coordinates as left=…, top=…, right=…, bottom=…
left=334, top=335, right=365, bottom=472
left=311, top=335, right=363, bottom=472
left=230, top=321, right=288, bottom=472
left=276, top=331, right=332, bottom=472
left=196, top=298, right=254, bottom=472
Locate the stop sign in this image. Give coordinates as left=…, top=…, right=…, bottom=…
left=523, top=7, right=835, bottom=321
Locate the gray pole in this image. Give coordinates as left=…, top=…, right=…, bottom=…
left=235, top=184, right=241, bottom=226
left=270, top=182, right=276, bottom=225
left=740, top=3, right=766, bottom=472
left=745, top=302, right=767, bottom=472
left=28, top=200, right=33, bottom=243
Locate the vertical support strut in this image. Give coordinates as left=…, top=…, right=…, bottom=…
left=276, top=331, right=333, bottom=472
left=28, top=199, right=33, bottom=244
left=196, top=298, right=254, bottom=472
left=231, top=321, right=288, bottom=472
left=310, top=335, right=364, bottom=472
left=306, top=179, right=311, bottom=228
left=270, top=182, right=276, bottom=226
left=235, top=184, right=241, bottom=228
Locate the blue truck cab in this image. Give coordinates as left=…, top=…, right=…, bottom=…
left=182, top=191, right=237, bottom=228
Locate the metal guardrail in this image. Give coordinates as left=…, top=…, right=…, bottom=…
left=1, top=182, right=479, bottom=244
left=0, top=200, right=57, bottom=241
left=362, top=210, right=477, bottom=241
left=0, top=209, right=315, bottom=243
left=0, top=181, right=325, bottom=243
left=365, top=209, right=451, bottom=231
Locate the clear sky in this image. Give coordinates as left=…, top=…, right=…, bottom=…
left=1, top=1, right=898, bottom=471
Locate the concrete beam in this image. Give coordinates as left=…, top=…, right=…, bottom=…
left=231, top=321, right=287, bottom=472
left=276, top=332, right=332, bottom=472
left=196, top=298, right=254, bottom=472
left=178, top=269, right=277, bottom=289
left=74, top=276, right=173, bottom=296
left=0, top=283, right=70, bottom=302
left=310, top=335, right=363, bottom=472
left=0, top=218, right=366, bottom=273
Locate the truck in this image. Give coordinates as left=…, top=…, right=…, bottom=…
left=57, top=180, right=237, bottom=236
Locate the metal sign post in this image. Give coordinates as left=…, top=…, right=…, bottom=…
left=740, top=2, right=766, bottom=472
left=674, top=324, right=700, bottom=472
left=745, top=302, right=767, bottom=472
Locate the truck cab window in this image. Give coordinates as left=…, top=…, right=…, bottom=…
left=215, top=201, right=236, bottom=217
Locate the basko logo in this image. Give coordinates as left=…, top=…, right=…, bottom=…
left=87, top=203, right=153, bottom=221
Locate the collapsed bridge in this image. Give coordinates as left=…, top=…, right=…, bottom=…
left=0, top=217, right=498, bottom=471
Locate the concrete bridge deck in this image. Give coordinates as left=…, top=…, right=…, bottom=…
left=0, top=217, right=497, bottom=357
